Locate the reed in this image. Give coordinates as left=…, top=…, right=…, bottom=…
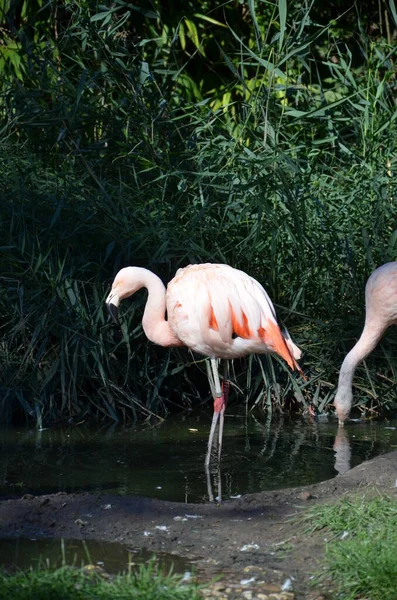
left=0, top=1, right=396, bottom=424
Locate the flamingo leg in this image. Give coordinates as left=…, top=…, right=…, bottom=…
left=205, top=362, right=229, bottom=502
left=205, top=359, right=216, bottom=401
left=205, top=464, right=214, bottom=502
left=205, top=464, right=223, bottom=503
left=205, top=358, right=223, bottom=468
left=217, top=361, right=230, bottom=462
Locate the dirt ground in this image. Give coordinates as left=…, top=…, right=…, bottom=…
left=0, top=445, right=396, bottom=599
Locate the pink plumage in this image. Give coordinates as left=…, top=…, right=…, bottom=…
left=167, top=264, right=301, bottom=366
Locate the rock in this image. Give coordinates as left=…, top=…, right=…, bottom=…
left=74, top=518, right=87, bottom=527
left=297, top=491, right=312, bottom=501
left=243, top=565, right=267, bottom=575
left=201, top=589, right=227, bottom=599
left=261, top=584, right=282, bottom=593
left=211, top=583, right=226, bottom=591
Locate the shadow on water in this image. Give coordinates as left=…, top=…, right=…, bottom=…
left=0, top=538, right=192, bottom=575
left=0, top=411, right=396, bottom=503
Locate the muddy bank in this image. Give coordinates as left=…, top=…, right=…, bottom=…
left=0, top=450, right=396, bottom=599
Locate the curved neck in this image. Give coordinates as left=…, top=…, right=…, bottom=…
left=337, top=321, right=384, bottom=394
left=138, top=270, right=182, bottom=347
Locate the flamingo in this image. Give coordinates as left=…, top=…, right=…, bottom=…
left=106, top=263, right=303, bottom=466
left=334, top=262, right=397, bottom=425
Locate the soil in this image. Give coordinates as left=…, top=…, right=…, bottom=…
left=0, top=447, right=396, bottom=600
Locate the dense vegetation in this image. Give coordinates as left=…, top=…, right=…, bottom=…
left=0, top=0, right=396, bottom=425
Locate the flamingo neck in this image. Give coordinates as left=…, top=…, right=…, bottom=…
left=136, top=270, right=182, bottom=347
left=335, top=321, right=384, bottom=421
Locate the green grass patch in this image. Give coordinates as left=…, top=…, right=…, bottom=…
left=301, top=491, right=397, bottom=600
left=0, top=560, right=202, bottom=600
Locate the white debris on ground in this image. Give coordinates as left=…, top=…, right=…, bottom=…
left=281, top=577, right=293, bottom=591
left=240, top=543, right=260, bottom=552
left=340, top=530, right=349, bottom=540
left=240, top=577, right=256, bottom=585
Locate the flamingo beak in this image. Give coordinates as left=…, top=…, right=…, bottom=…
left=107, top=302, right=119, bottom=324
left=106, top=291, right=120, bottom=324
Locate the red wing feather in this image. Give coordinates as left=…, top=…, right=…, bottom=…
left=259, top=321, right=303, bottom=373
left=209, top=306, right=219, bottom=331
left=229, top=303, right=253, bottom=339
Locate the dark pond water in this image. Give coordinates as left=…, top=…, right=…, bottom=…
left=0, top=538, right=192, bottom=575
left=1, top=412, right=396, bottom=503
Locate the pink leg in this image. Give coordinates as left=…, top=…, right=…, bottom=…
left=205, top=359, right=230, bottom=469
left=205, top=394, right=224, bottom=468
left=217, top=380, right=230, bottom=462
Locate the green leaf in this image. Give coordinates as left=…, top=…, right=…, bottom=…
left=90, top=11, right=113, bottom=22
left=185, top=18, right=204, bottom=55
left=373, top=108, right=397, bottom=136
left=227, top=26, right=285, bottom=78
left=193, top=13, right=227, bottom=28
left=248, top=0, right=261, bottom=51
left=139, top=61, right=151, bottom=85
left=179, top=21, right=186, bottom=51
left=278, top=0, right=287, bottom=50
left=129, top=5, right=159, bottom=19
left=75, top=70, right=88, bottom=107
left=285, top=92, right=358, bottom=119
left=388, top=0, right=397, bottom=26
left=277, top=26, right=329, bottom=68
left=41, top=359, right=60, bottom=389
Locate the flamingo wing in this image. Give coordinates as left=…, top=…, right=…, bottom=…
left=166, top=264, right=300, bottom=371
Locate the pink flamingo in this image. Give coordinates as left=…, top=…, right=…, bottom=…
left=334, top=262, right=397, bottom=425
left=106, top=263, right=303, bottom=466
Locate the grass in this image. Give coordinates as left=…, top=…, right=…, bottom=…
left=301, top=491, right=397, bottom=600
left=0, top=560, right=202, bottom=600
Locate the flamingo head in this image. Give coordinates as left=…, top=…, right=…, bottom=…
left=334, top=387, right=352, bottom=426
left=105, top=267, right=143, bottom=324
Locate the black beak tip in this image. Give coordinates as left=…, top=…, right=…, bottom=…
left=107, top=302, right=119, bottom=324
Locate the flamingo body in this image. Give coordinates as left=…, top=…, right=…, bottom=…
left=334, top=262, right=397, bottom=424
left=166, top=264, right=301, bottom=364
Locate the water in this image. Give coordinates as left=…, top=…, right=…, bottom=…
left=1, top=415, right=395, bottom=580
left=0, top=413, right=396, bottom=503
left=0, top=538, right=191, bottom=574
